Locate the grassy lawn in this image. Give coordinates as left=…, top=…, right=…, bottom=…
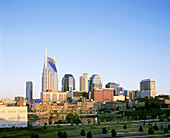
left=0, top=122, right=166, bottom=138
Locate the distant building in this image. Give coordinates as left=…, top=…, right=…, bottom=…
left=67, top=91, right=89, bottom=100
left=113, top=95, right=125, bottom=101
left=41, top=89, right=67, bottom=104
left=62, top=74, right=75, bottom=92
left=42, top=49, right=58, bottom=92
left=93, top=88, right=114, bottom=102
left=140, top=79, right=155, bottom=91
left=106, top=82, right=120, bottom=95
left=35, top=99, right=41, bottom=103
left=89, top=74, right=102, bottom=99
left=26, top=81, right=33, bottom=102
left=15, top=96, right=24, bottom=102
left=0, top=107, right=27, bottom=128
left=139, top=79, right=157, bottom=98
left=80, top=73, right=88, bottom=92
left=1, top=98, right=16, bottom=105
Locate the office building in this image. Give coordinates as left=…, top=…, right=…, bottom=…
left=80, top=73, right=88, bottom=92
left=26, top=81, right=33, bottom=102
left=140, top=79, right=155, bottom=91
left=41, top=89, right=67, bottom=104
left=106, top=82, right=120, bottom=95
left=67, top=90, right=89, bottom=100
left=139, top=79, right=157, bottom=98
left=62, top=74, right=75, bottom=92
left=0, top=107, right=27, bottom=128
left=93, top=88, right=114, bottom=102
left=42, top=49, right=58, bottom=92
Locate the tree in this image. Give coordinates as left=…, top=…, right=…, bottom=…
left=87, top=119, right=91, bottom=124
left=80, top=129, right=86, bottom=136
left=93, top=120, right=96, bottom=125
left=168, top=124, right=170, bottom=130
left=148, top=127, right=154, bottom=134
left=87, top=131, right=92, bottom=138
left=123, top=125, right=127, bottom=129
left=31, top=134, right=39, bottom=138
left=111, top=129, right=117, bottom=137
left=57, top=131, right=63, bottom=138
left=138, top=125, right=143, bottom=132
left=164, top=127, right=169, bottom=133
left=66, top=113, right=74, bottom=123
left=153, top=123, right=158, bottom=131
left=74, top=113, right=82, bottom=125
left=43, top=125, right=47, bottom=130
left=63, top=132, right=67, bottom=138
left=143, top=121, right=145, bottom=126
left=97, top=119, right=101, bottom=125
left=104, top=119, right=106, bottom=124
left=160, top=124, right=164, bottom=130
left=102, top=127, right=107, bottom=134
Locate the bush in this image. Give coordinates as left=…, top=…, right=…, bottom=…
left=93, top=120, right=96, bottom=125
left=31, top=134, right=39, bottom=138
left=97, top=119, right=101, bottom=125
left=102, top=127, right=107, bottom=134
left=44, top=123, right=47, bottom=125
left=43, top=125, right=47, bottom=130
left=87, top=131, right=92, bottom=138
left=148, top=127, right=154, bottom=134
left=123, top=125, right=127, bottom=129
left=80, top=129, right=86, bottom=136
left=87, top=119, right=91, bottom=124
left=63, top=132, right=67, bottom=138
left=57, top=131, right=63, bottom=138
left=153, top=123, right=158, bottom=131
left=164, top=127, right=169, bottom=133
left=138, top=125, right=143, bottom=132
left=168, top=124, right=170, bottom=130
left=111, top=129, right=117, bottom=137
left=160, top=124, right=164, bottom=130
left=104, top=119, right=106, bottom=124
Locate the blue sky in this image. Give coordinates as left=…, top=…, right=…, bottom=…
left=0, top=0, right=170, bottom=99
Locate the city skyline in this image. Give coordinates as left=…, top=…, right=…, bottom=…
left=1, top=0, right=170, bottom=99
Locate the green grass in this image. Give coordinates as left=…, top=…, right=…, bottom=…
left=0, top=122, right=167, bottom=138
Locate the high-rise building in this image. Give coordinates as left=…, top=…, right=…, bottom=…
left=105, top=82, right=120, bottom=96
left=42, top=49, right=58, bottom=92
left=62, top=74, right=75, bottom=92
left=140, top=79, right=155, bottom=91
left=139, top=79, right=157, bottom=98
left=80, top=73, right=88, bottom=92
left=26, top=81, right=33, bottom=102
left=89, top=74, right=102, bottom=99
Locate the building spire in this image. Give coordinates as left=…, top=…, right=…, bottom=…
left=45, top=48, right=47, bottom=67
left=54, top=51, right=55, bottom=62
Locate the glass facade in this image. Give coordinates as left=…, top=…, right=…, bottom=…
left=62, top=74, right=75, bottom=92
left=26, top=81, right=33, bottom=102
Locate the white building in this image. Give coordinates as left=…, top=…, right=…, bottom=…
left=0, top=107, right=27, bottom=128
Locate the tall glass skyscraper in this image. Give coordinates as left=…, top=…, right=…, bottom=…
left=42, top=49, right=58, bottom=92
left=62, top=74, right=75, bottom=92
left=26, top=81, right=33, bottom=102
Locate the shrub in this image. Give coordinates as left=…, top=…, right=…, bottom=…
left=87, top=119, right=91, bottom=124
left=102, top=127, right=107, bottom=134
left=138, top=125, right=143, bottom=132
left=97, top=119, right=101, bottom=125
left=44, top=123, right=47, bottom=125
left=160, top=124, right=164, bottom=130
left=31, top=134, right=39, bottom=138
left=168, top=124, right=170, bottom=130
left=80, top=129, right=86, bottom=136
left=43, top=125, right=47, bottom=130
left=123, top=125, right=127, bottom=129
left=63, top=132, right=67, bottom=138
left=93, top=120, right=96, bottom=125
left=87, top=131, right=92, bottom=138
left=57, top=131, right=63, bottom=138
left=153, top=123, right=158, bottom=131
left=164, top=127, right=169, bottom=133
left=104, top=119, right=106, bottom=124
left=111, top=129, right=117, bottom=137
left=143, top=121, right=145, bottom=125
left=148, top=127, right=154, bottom=134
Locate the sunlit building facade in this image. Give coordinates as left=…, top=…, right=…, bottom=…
left=80, top=73, right=88, bottom=92
left=42, top=49, right=58, bottom=92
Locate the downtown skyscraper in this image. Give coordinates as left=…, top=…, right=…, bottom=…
left=26, top=81, right=33, bottom=102
left=42, top=49, right=58, bottom=92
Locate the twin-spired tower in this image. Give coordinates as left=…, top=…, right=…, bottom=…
left=42, top=49, right=58, bottom=92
